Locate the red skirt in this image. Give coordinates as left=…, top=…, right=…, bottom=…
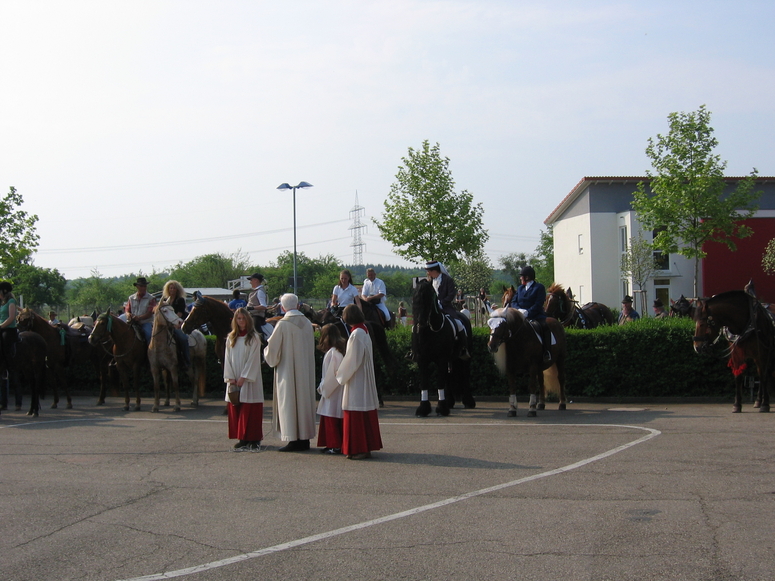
left=228, top=402, right=264, bottom=442
left=342, top=409, right=382, bottom=456
left=317, top=415, right=343, bottom=449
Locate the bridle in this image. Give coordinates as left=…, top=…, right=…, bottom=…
left=415, top=283, right=446, bottom=333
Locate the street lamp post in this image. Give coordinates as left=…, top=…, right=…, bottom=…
left=276, top=181, right=313, bottom=295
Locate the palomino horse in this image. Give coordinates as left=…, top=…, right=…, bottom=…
left=0, top=331, right=48, bottom=416
left=541, top=284, right=614, bottom=328
left=693, top=290, right=775, bottom=413
left=89, top=311, right=147, bottom=411
left=148, top=303, right=207, bottom=412
left=17, top=309, right=113, bottom=407
left=181, top=292, right=233, bottom=367
left=16, top=308, right=73, bottom=409
left=411, top=279, right=475, bottom=417
left=487, top=308, right=567, bottom=417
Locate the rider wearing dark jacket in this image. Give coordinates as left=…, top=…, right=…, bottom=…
left=509, top=266, right=552, bottom=363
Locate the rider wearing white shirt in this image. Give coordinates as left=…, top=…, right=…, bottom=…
left=361, top=268, right=390, bottom=321
left=331, top=269, right=360, bottom=308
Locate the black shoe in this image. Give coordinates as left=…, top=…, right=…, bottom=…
left=232, top=440, right=249, bottom=451
left=278, top=440, right=310, bottom=452
left=246, top=441, right=261, bottom=452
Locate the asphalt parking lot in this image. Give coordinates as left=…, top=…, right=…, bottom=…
left=2, top=396, right=775, bottom=581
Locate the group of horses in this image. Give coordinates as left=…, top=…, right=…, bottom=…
left=7, top=278, right=769, bottom=421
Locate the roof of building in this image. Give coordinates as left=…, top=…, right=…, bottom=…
left=544, top=175, right=775, bottom=226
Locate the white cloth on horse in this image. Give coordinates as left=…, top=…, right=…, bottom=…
left=260, top=322, right=274, bottom=339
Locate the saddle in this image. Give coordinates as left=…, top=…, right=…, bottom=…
left=527, top=320, right=556, bottom=347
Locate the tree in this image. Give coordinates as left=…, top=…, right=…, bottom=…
left=7, top=263, right=67, bottom=307
left=375, top=140, right=488, bottom=265
left=632, top=105, right=759, bottom=296
left=0, top=186, right=39, bottom=276
left=169, top=251, right=253, bottom=289
left=620, top=234, right=660, bottom=315
left=763, top=238, right=775, bottom=276
left=264, top=251, right=341, bottom=300
left=530, top=227, right=555, bottom=285
left=67, top=270, right=133, bottom=313
left=449, top=251, right=493, bottom=296
left=499, top=252, right=529, bottom=286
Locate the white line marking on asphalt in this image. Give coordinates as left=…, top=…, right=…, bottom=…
left=95, top=421, right=657, bottom=581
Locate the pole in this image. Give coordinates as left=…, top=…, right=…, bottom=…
left=292, top=186, right=298, bottom=295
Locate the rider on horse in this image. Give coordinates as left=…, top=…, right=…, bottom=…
left=361, top=268, right=391, bottom=327
left=425, top=261, right=471, bottom=360
left=508, top=266, right=552, bottom=363
left=126, top=277, right=157, bottom=344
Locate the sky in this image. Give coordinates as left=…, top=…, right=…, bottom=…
left=1, top=1, right=773, bottom=281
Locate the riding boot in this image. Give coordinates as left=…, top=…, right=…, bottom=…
left=541, top=322, right=552, bottom=363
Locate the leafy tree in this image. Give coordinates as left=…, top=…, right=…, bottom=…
left=263, top=251, right=341, bottom=301
left=632, top=105, right=759, bottom=296
left=620, top=234, right=660, bottom=314
left=375, top=140, right=488, bottom=264
left=763, top=238, right=775, bottom=276
left=530, top=227, right=554, bottom=285
left=499, top=252, right=529, bottom=286
left=0, top=186, right=39, bottom=276
left=450, top=251, right=493, bottom=296
left=8, top=263, right=67, bottom=307
left=68, top=270, right=133, bottom=313
left=169, top=251, right=253, bottom=289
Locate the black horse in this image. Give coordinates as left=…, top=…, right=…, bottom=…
left=0, top=331, right=49, bottom=417
left=411, top=279, right=475, bottom=417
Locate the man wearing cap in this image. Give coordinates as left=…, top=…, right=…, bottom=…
left=424, top=261, right=471, bottom=359
left=619, top=295, right=640, bottom=324
left=509, top=265, right=552, bottom=363
left=653, top=299, right=668, bottom=319
left=126, top=277, right=157, bottom=343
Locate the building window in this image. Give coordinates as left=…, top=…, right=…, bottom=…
left=578, top=234, right=584, bottom=255
left=654, top=278, right=670, bottom=306
left=620, top=226, right=628, bottom=253
left=652, top=229, right=669, bottom=270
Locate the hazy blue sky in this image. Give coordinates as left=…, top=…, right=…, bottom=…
left=1, top=1, right=773, bottom=280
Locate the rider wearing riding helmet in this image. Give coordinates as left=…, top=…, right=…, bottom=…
left=509, top=265, right=552, bottom=363
left=425, top=261, right=471, bottom=360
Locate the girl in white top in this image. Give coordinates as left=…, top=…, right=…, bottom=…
left=316, top=324, right=347, bottom=454
left=224, top=308, right=264, bottom=451
left=331, top=269, right=360, bottom=308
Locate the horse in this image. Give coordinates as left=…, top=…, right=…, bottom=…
left=487, top=308, right=567, bottom=417
left=148, top=302, right=207, bottom=412
left=693, top=290, right=775, bottom=413
left=541, top=284, right=614, bottom=328
left=0, top=331, right=48, bottom=417
left=411, top=279, right=474, bottom=417
left=89, top=311, right=148, bottom=411
left=16, top=308, right=73, bottom=409
left=670, top=295, right=693, bottom=317
left=181, top=292, right=233, bottom=367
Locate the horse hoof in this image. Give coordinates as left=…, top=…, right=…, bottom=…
left=754, top=401, right=762, bottom=409
left=436, top=403, right=450, bottom=417
left=123, top=406, right=130, bottom=411
left=191, top=401, right=199, bottom=408
left=379, top=400, right=385, bottom=408
left=50, top=403, right=57, bottom=409
left=174, top=406, right=180, bottom=412
left=66, top=403, right=73, bottom=409
left=134, top=405, right=141, bottom=412
left=463, top=397, right=476, bottom=409
left=537, top=403, right=545, bottom=411
left=152, top=407, right=159, bottom=413
left=558, top=403, right=566, bottom=411
left=96, top=400, right=105, bottom=406
left=507, top=409, right=517, bottom=418
left=527, top=410, right=537, bottom=418
left=733, top=406, right=742, bottom=413
left=759, top=405, right=770, bottom=413
left=415, top=401, right=431, bottom=417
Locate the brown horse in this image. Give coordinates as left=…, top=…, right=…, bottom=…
left=487, top=308, right=567, bottom=417
left=89, top=312, right=147, bottom=411
left=693, top=290, right=775, bottom=413
left=148, top=302, right=207, bottom=412
left=542, top=284, right=614, bottom=329
left=16, top=308, right=73, bottom=409
left=181, top=292, right=233, bottom=367
left=0, top=331, right=48, bottom=416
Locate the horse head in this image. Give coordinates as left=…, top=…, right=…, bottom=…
left=544, top=283, right=570, bottom=319
left=501, top=285, right=516, bottom=309
left=670, top=295, right=693, bottom=317
left=156, top=302, right=182, bottom=327
left=412, top=279, right=441, bottom=329
left=89, top=311, right=114, bottom=346
left=16, top=307, right=37, bottom=332
left=692, top=298, right=729, bottom=355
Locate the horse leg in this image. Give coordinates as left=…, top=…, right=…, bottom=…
left=171, top=367, right=181, bottom=412
left=48, top=366, right=59, bottom=409
left=415, top=357, right=432, bottom=418
left=507, top=372, right=518, bottom=417
left=527, top=366, right=542, bottom=418
left=133, top=364, right=142, bottom=412
left=151, top=365, right=162, bottom=413
left=759, top=367, right=771, bottom=413
left=733, top=373, right=744, bottom=413
left=435, top=358, right=450, bottom=417
left=163, top=368, right=171, bottom=407
left=556, top=361, right=567, bottom=411
left=456, top=358, right=475, bottom=409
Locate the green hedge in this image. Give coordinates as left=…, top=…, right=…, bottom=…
left=61, top=318, right=735, bottom=401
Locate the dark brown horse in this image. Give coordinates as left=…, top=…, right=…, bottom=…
left=411, top=279, right=474, bottom=417
left=693, top=290, right=775, bottom=413
left=16, top=308, right=73, bottom=409
left=487, top=308, right=567, bottom=417
left=0, top=331, right=49, bottom=417
left=181, top=292, right=233, bottom=367
left=542, top=284, right=614, bottom=329
left=89, top=312, right=148, bottom=411
left=670, top=295, right=694, bottom=317
left=17, top=309, right=114, bottom=406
